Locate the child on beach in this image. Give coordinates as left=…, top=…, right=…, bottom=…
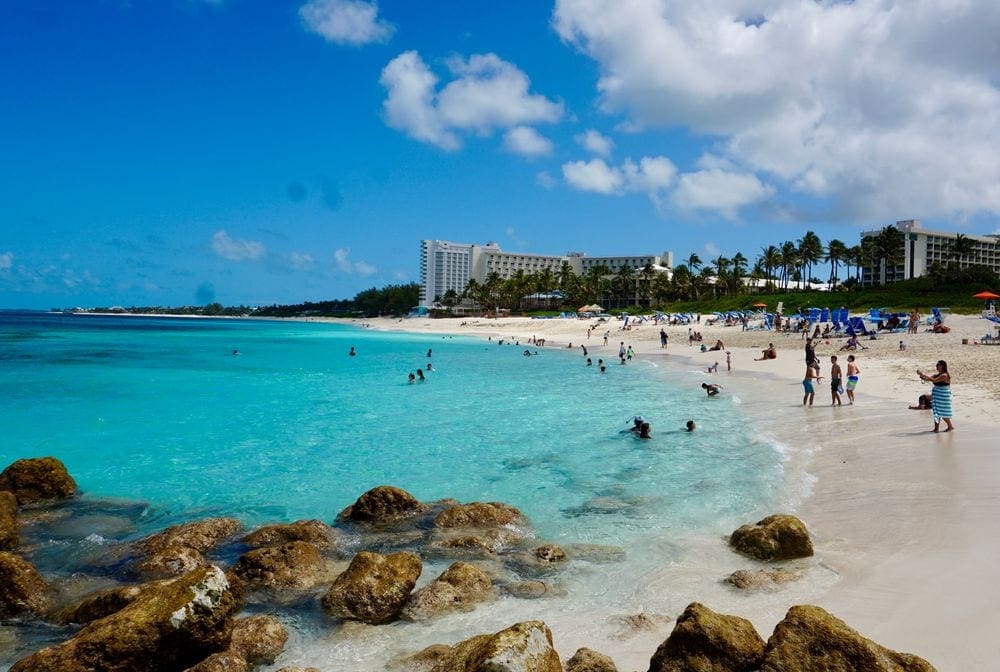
left=803, top=364, right=820, bottom=406
left=707, top=362, right=718, bottom=373
left=829, top=355, right=843, bottom=406
left=845, top=355, right=859, bottom=404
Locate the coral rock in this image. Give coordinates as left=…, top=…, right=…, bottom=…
left=53, top=583, right=149, bottom=624
left=724, top=568, right=800, bottom=591
left=760, top=605, right=937, bottom=672
left=229, top=541, right=326, bottom=591
left=0, top=491, right=17, bottom=550
left=648, top=602, right=764, bottom=672
left=401, top=561, right=495, bottom=620
left=429, top=620, right=563, bottom=672
left=135, top=517, right=242, bottom=579
left=321, top=551, right=422, bottom=624
left=729, top=514, right=814, bottom=561
left=244, top=519, right=337, bottom=548
left=434, top=502, right=524, bottom=528
left=534, top=544, right=567, bottom=563
left=0, top=551, right=51, bottom=618
left=566, top=647, right=618, bottom=672
left=0, top=457, right=77, bottom=505
left=185, top=651, right=249, bottom=672
left=337, top=486, right=427, bottom=524
left=229, top=614, right=288, bottom=664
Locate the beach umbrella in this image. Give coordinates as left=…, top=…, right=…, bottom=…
left=752, top=302, right=767, bottom=307
left=972, top=291, right=999, bottom=299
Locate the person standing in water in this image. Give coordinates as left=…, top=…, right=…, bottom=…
left=829, top=355, right=843, bottom=406
left=349, top=346, right=356, bottom=357
left=845, top=355, right=859, bottom=404
left=802, top=363, right=819, bottom=406
left=918, top=360, right=954, bottom=432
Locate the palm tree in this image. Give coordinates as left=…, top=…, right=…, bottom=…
left=780, top=241, right=798, bottom=291
left=797, top=231, right=823, bottom=288
left=949, top=233, right=977, bottom=267
left=671, top=264, right=693, bottom=300
left=844, top=245, right=862, bottom=284
left=614, top=264, right=635, bottom=306
left=685, top=253, right=702, bottom=273
left=760, top=245, right=782, bottom=292
left=639, top=262, right=656, bottom=305
left=558, top=262, right=575, bottom=291
left=825, top=239, right=847, bottom=289
left=874, top=226, right=904, bottom=285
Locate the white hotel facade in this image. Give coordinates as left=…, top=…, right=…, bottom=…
left=860, top=220, right=1000, bottom=285
left=419, top=240, right=674, bottom=307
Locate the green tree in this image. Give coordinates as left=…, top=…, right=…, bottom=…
left=797, top=231, right=823, bottom=289
left=825, top=239, right=848, bottom=289
left=949, top=233, right=977, bottom=266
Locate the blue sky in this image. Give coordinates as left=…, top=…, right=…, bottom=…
left=2, top=0, right=999, bottom=308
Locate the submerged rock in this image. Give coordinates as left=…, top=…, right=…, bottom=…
left=648, top=602, right=765, bottom=672
left=612, top=612, right=672, bottom=638
left=729, top=514, right=814, bottom=561
left=427, top=620, right=563, bottom=672
left=135, top=517, right=242, bottom=579
left=534, top=544, right=567, bottom=563
left=724, top=568, right=801, bottom=591
left=321, top=550, right=422, bottom=624
left=0, top=551, right=51, bottom=618
left=566, top=647, right=618, bottom=672
left=434, top=501, right=525, bottom=528
left=229, top=614, right=288, bottom=665
left=337, top=486, right=427, bottom=524
left=0, top=491, right=17, bottom=550
left=276, top=668, right=322, bottom=672
left=229, top=541, right=326, bottom=591
left=10, top=565, right=241, bottom=672
left=391, top=643, right=455, bottom=672
left=53, top=583, right=150, bottom=625
left=427, top=528, right=522, bottom=557
left=503, top=580, right=551, bottom=599
left=185, top=651, right=249, bottom=672
left=761, top=605, right=937, bottom=671
left=244, top=519, right=337, bottom=549
left=0, top=457, right=77, bottom=505
left=401, top=561, right=495, bottom=621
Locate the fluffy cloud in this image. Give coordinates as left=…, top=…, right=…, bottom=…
left=672, top=169, right=775, bottom=220
left=502, top=126, right=554, bottom=157
left=289, top=252, right=316, bottom=270
left=536, top=171, right=557, bottom=189
left=380, top=51, right=563, bottom=151
left=211, top=231, right=266, bottom=261
left=562, top=156, right=677, bottom=197
left=0, top=252, right=12, bottom=271
left=553, top=0, right=1000, bottom=221
left=334, top=248, right=376, bottom=276
left=575, top=129, right=614, bottom=157
left=299, top=0, right=394, bottom=46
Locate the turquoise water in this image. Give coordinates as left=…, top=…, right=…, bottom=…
left=1, top=312, right=783, bottom=543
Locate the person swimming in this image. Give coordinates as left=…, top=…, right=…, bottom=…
left=638, top=422, right=652, bottom=439
left=427, top=348, right=432, bottom=357
left=586, top=358, right=592, bottom=366
left=416, top=369, right=425, bottom=381
left=408, top=372, right=415, bottom=383
left=426, top=363, right=433, bottom=371
left=685, top=420, right=696, bottom=432
left=701, top=382, right=722, bottom=397
left=349, top=346, right=356, bottom=357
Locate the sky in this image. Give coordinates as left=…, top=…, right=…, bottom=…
left=2, top=0, right=999, bottom=309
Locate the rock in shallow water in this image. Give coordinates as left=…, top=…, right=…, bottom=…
left=321, top=550, right=422, bottom=624
left=420, top=621, right=563, bottom=672
left=434, top=501, right=525, bottom=528
left=760, top=605, right=937, bottom=672
left=0, top=551, right=51, bottom=618
left=0, top=491, right=18, bottom=550
left=338, top=486, right=427, bottom=524
left=134, top=517, right=242, bottom=579
left=729, top=514, right=813, bottom=561
left=648, top=602, right=765, bottom=672
left=229, top=614, right=288, bottom=664
left=724, top=568, right=801, bottom=591
left=229, top=541, right=326, bottom=591
left=401, top=561, right=495, bottom=621
left=0, top=457, right=77, bottom=505
left=244, top=519, right=337, bottom=549
left=53, top=583, right=150, bottom=624
left=10, top=565, right=241, bottom=672
left=566, top=647, right=618, bottom=672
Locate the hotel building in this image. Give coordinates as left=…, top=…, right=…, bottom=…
left=860, top=220, right=1000, bottom=285
left=419, top=239, right=673, bottom=306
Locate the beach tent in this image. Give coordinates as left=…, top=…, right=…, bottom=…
left=579, top=304, right=604, bottom=313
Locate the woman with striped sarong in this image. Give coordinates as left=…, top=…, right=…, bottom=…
left=918, top=360, right=954, bottom=432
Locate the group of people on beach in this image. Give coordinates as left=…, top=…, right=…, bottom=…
left=626, top=415, right=696, bottom=440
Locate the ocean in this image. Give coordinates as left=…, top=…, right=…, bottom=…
left=0, top=312, right=815, bottom=669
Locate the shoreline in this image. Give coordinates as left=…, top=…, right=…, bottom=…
left=341, top=313, right=1000, bottom=670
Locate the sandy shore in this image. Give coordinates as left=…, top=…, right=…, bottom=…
left=327, top=312, right=1000, bottom=670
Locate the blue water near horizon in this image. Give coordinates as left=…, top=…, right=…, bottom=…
left=0, top=312, right=785, bottom=546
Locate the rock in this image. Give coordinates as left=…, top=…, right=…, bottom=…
left=724, top=568, right=801, bottom=591
left=185, top=651, right=249, bottom=672
left=135, top=517, right=242, bottom=579
left=760, top=605, right=937, bottom=671
left=229, top=541, right=326, bottom=591
left=53, top=583, right=149, bottom=624
left=10, top=565, right=241, bottom=672
left=729, top=514, right=813, bottom=561
left=429, top=620, right=563, bottom=672
left=648, top=602, right=765, bottom=672
left=0, top=457, right=77, bottom=504
left=391, top=644, right=455, bottom=671
left=566, top=647, right=618, bottom=672
left=276, top=668, right=321, bottom=672
left=434, top=501, right=525, bottom=528
left=244, top=519, right=337, bottom=548
left=427, top=528, right=521, bottom=556
left=229, top=614, right=288, bottom=664
left=0, top=551, right=51, bottom=618
left=534, top=544, right=567, bottom=563
left=612, top=612, right=672, bottom=638
left=0, top=491, right=17, bottom=550
left=338, top=486, right=427, bottom=524
left=562, top=543, right=627, bottom=564
left=504, top=580, right=550, bottom=599
left=321, top=551, right=422, bottom=624
left=401, top=561, right=495, bottom=620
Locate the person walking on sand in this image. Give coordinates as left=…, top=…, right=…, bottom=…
left=845, top=355, right=859, bottom=404
left=918, top=360, right=955, bottom=432
left=725, top=351, right=732, bottom=372
left=802, top=363, right=820, bottom=406
left=660, top=329, right=668, bottom=348
left=619, top=342, right=626, bottom=359
left=604, top=330, right=609, bottom=346
left=829, top=355, right=843, bottom=406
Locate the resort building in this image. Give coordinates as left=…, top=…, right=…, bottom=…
left=860, top=220, right=1000, bottom=285
left=419, top=239, right=673, bottom=306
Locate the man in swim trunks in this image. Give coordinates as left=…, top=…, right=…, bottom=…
left=701, top=382, right=722, bottom=397
left=845, top=354, right=859, bottom=404
left=829, top=355, right=843, bottom=406
left=803, top=364, right=819, bottom=406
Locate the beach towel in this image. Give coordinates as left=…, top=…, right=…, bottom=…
left=931, top=384, right=952, bottom=422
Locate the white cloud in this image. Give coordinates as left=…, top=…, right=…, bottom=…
left=562, top=155, right=677, bottom=197
left=553, top=0, right=1000, bottom=222
left=334, top=248, right=376, bottom=276
left=0, top=252, right=12, bottom=271
left=704, top=241, right=722, bottom=257
left=672, top=169, right=775, bottom=220
left=575, top=129, right=614, bottom=157
left=502, top=126, right=554, bottom=157
left=289, top=252, right=316, bottom=270
left=299, top=0, right=394, bottom=46
left=211, top=230, right=266, bottom=261
left=380, top=51, right=563, bottom=151
left=536, top=171, right=557, bottom=189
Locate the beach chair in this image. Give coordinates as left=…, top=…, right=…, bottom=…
left=820, top=307, right=830, bottom=323
left=808, top=307, right=821, bottom=323
left=931, top=307, right=945, bottom=324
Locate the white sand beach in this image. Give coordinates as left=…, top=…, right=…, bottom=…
left=340, top=312, right=1000, bottom=670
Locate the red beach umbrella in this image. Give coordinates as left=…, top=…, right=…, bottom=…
left=752, top=302, right=767, bottom=307
left=972, top=291, right=999, bottom=299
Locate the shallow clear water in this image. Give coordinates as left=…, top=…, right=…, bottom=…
left=1, top=313, right=814, bottom=670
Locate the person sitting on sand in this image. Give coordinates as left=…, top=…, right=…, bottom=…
left=685, top=420, right=696, bottom=432
left=701, top=382, right=722, bottom=397
left=931, top=321, right=950, bottom=334
left=755, top=343, right=777, bottom=360
left=840, top=335, right=859, bottom=351
left=708, top=339, right=724, bottom=351
left=821, top=324, right=832, bottom=337
left=909, top=393, right=932, bottom=410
